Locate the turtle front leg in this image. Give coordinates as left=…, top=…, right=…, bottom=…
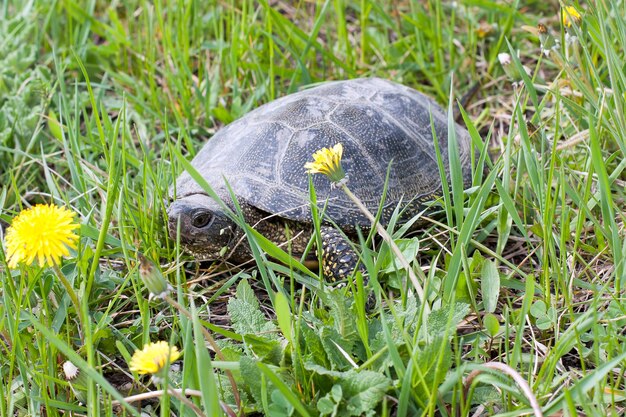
left=320, top=226, right=376, bottom=310
left=320, top=226, right=364, bottom=282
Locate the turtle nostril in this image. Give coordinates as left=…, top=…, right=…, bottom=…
left=191, top=211, right=212, bottom=229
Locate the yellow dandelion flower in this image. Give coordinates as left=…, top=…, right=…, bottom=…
left=5, top=204, right=79, bottom=269
left=129, top=341, right=181, bottom=375
left=562, top=6, right=582, bottom=28
left=304, top=143, right=346, bottom=184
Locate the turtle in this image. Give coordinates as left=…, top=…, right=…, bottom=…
left=167, top=77, right=473, bottom=280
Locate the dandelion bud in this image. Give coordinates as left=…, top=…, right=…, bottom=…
left=498, top=52, right=531, bottom=85
left=137, top=254, right=173, bottom=300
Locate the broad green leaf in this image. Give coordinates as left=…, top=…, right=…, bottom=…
left=320, top=326, right=356, bottom=370
left=237, top=279, right=259, bottom=308
left=304, top=364, right=391, bottom=417
left=536, top=315, right=553, bottom=330
left=317, top=396, right=337, bottom=415
left=243, top=334, right=283, bottom=365
left=481, top=260, right=500, bottom=313
left=327, top=290, right=359, bottom=341
left=379, top=238, right=420, bottom=273
left=301, top=324, right=330, bottom=368
left=530, top=302, right=556, bottom=331
left=228, top=297, right=276, bottom=336
left=530, top=300, right=547, bottom=318
left=228, top=280, right=276, bottom=337
left=483, top=313, right=500, bottom=337
left=331, top=384, right=343, bottom=402
left=240, top=355, right=265, bottom=406
left=343, top=370, right=390, bottom=417
left=268, top=389, right=295, bottom=417
left=427, top=302, right=470, bottom=338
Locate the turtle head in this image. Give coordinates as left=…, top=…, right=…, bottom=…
left=167, top=193, right=242, bottom=260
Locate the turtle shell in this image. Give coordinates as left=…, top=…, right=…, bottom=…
left=174, top=77, right=473, bottom=227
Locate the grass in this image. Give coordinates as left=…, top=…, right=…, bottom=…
left=1, top=0, right=626, bottom=415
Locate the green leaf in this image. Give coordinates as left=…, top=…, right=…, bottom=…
left=48, top=110, right=64, bottom=141
left=530, top=300, right=547, bottom=318
left=454, top=269, right=475, bottom=304
left=481, top=260, right=500, bottom=313
left=331, top=384, right=343, bottom=402
left=320, top=326, right=356, bottom=370
left=275, top=291, right=293, bottom=344
left=379, top=238, right=420, bottom=273
left=427, top=302, right=470, bottom=338
left=268, top=389, right=295, bottom=417
left=342, top=370, right=390, bottom=416
left=413, top=335, right=452, bottom=400
left=237, top=279, right=259, bottom=308
left=327, top=289, right=359, bottom=341
left=317, top=384, right=343, bottom=416
left=468, top=387, right=501, bottom=406
left=483, top=313, right=500, bottom=337
left=536, top=315, right=553, bottom=330
left=304, top=364, right=391, bottom=417
left=530, top=300, right=554, bottom=330
left=447, top=82, right=465, bottom=226
left=317, top=396, right=337, bottom=415
left=211, top=106, right=234, bottom=124
left=257, top=362, right=313, bottom=417
left=240, top=355, right=265, bottom=406
left=243, top=334, right=283, bottom=364
left=301, top=324, right=330, bottom=368
left=228, top=280, right=276, bottom=337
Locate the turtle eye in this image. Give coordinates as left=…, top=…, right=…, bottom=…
left=191, top=211, right=212, bottom=228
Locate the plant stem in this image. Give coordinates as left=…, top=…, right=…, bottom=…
left=52, top=263, right=86, bottom=338
left=339, top=184, right=428, bottom=311
left=167, top=387, right=207, bottom=417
